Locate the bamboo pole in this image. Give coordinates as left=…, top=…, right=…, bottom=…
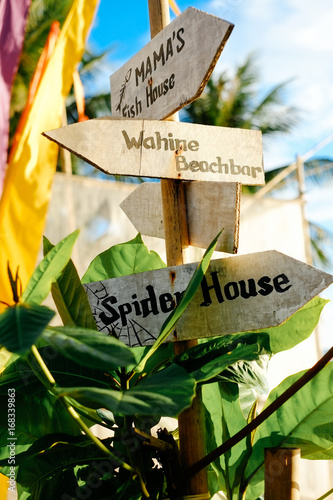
left=296, top=155, right=322, bottom=359
left=265, top=448, right=301, bottom=500
left=242, top=133, right=333, bottom=210
left=147, top=0, right=208, bottom=496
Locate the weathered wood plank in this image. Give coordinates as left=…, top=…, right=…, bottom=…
left=120, top=181, right=240, bottom=253
left=43, top=118, right=264, bottom=185
left=110, top=7, right=234, bottom=120
left=83, top=251, right=333, bottom=347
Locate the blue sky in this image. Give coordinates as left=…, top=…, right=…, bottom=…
left=88, top=0, right=333, bottom=170
left=87, top=0, right=333, bottom=350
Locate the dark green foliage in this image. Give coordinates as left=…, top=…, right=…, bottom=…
left=0, top=303, right=54, bottom=355
left=0, top=233, right=331, bottom=500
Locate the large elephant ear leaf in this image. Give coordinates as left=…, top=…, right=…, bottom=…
left=22, top=230, right=80, bottom=306
left=81, top=233, right=166, bottom=284
left=43, top=236, right=96, bottom=329
left=243, top=362, right=333, bottom=500
left=263, top=296, right=328, bottom=354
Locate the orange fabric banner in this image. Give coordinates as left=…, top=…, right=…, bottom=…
left=8, top=21, right=61, bottom=164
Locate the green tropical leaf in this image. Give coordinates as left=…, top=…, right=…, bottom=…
left=0, top=346, right=111, bottom=396
left=43, top=236, right=96, bottom=329
left=134, top=230, right=222, bottom=373
left=261, top=296, right=328, bottom=354
left=189, top=344, right=267, bottom=385
left=0, top=303, right=54, bottom=354
left=202, top=382, right=248, bottom=499
left=57, top=364, right=196, bottom=417
left=243, top=362, right=333, bottom=500
left=113, top=479, right=142, bottom=500
left=42, top=326, right=136, bottom=371
left=22, top=230, right=79, bottom=305
left=172, top=332, right=270, bottom=384
left=218, top=358, right=269, bottom=418
left=14, top=436, right=116, bottom=499
left=128, top=343, right=173, bottom=374
left=0, top=433, right=90, bottom=467
left=0, top=392, right=81, bottom=462
left=82, top=233, right=166, bottom=284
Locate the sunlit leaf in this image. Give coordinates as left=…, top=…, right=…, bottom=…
left=260, top=296, right=328, bottom=354
left=43, top=236, right=96, bottom=329
left=82, top=233, right=166, bottom=284
left=243, top=362, right=333, bottom=500
left=22, top=230, right=79, bottom=305
left=203, top=382, right=248, bottom=498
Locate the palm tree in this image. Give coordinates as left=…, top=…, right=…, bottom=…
left=183, top=53, right=298, bottom=134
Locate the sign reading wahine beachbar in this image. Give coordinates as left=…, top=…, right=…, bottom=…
left=44, top=118, right=264, bottom=185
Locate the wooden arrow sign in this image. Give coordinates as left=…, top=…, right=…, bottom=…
left=120, top=182, right=240, bottom=253
left=110, top=8, right=234, bottom=120
left=83, top=251, right=333, bottom=347
left=44, top=118, right=264, bottom=185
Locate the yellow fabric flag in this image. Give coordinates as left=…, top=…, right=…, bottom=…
left=0, top=0, right=99, bottom=311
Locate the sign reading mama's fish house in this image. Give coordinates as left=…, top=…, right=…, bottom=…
left=110, top=8, right=234, bottom=120
left=44, top=118, right=264, bottom=185
left=84, top=251, right=333, bottom=347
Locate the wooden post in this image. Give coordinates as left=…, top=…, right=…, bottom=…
left=148, top=0, right=208, bottom=496
left=265, top=448, right=301, bottom=500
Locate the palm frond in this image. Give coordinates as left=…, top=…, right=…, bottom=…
left=264, top=158, right=333, bottom=194
left=309, top=221, right=333, bottom=271
left=183, top=52, right=297, bottom=136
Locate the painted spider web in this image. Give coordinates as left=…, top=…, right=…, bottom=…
left=84, top=282, right=158, bottom=347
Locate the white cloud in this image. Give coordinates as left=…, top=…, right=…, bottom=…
left=204, top=0, right=333, bottom=166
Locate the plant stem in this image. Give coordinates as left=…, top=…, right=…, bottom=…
left=316, top=487, right=333, bottom=500
left=28, top=345, right=150, bottom=498
left=30, top=344, right=55, bottom=385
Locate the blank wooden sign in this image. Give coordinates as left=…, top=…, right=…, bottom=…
left=43, top=118, right=264, bottom=185
left=120, top=181, right=240, bottom=253
left=84, top=251, right=333, bottom=347
left=110, top=7, right=234, bottom=120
